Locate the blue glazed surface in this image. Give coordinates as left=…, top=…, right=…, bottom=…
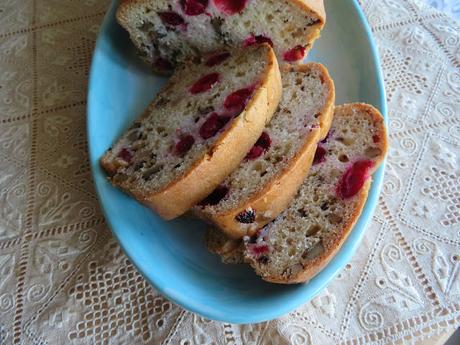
left=87, top=0, right=387, bottom=324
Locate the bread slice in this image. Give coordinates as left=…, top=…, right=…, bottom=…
left=193, top=63, right=335, bottom=239
left=116, top=0, right=325, bottom=74
left=205, top=227, right=245, bottom=264
left=100, top=44, right=282, bottom=219
left=206, top=103, right=388, bottom=283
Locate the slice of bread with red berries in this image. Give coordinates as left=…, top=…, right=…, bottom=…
left=116, top=0, right=325, bottom=74
left=206, top=103, right=388, bottom=283
left=100, top=44, right=281, bottom=219
left=193, top=63, right=335, bottom=239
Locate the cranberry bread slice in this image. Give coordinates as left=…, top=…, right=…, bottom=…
left=206, top=103, right=388, bottom=283
left=116, top=0, right=325, bottom=74
left=100, top=44, right=282, bottom=219
left=194, top=63, right=335, bottom=239
left=205, top=227, right=244, bottom=264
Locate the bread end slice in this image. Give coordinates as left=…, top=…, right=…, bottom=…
left=205, top=227, right=244, bottom=264
left=116, top=0, right=326, bottom=72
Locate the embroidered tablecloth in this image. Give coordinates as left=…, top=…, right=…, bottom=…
left=0, top=0, right=459, bottom=344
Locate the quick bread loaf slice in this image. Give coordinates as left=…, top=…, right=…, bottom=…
left=205, top=225, right=244, bottom=264
left=100, top=44, right=282, bottom=219
left=193, top=63, right=335, bottom=239
left=206, top=103, right=388, bottom=283
left=116, top=0, right=325, bottom=74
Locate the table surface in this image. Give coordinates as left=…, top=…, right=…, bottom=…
left=0, top=0, right=458, bottom=344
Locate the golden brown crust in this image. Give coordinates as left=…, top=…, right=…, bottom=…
left=195, top=63, right=335, bottom=238
left=111, top=44, right=282, bottom=219
left=100, top=155, right=118, bottom=176
left=293, top=0, right=326, bottom=23
left=290, top=0, right=326, bottom=58
left=260, top=103, right=388, bottom=284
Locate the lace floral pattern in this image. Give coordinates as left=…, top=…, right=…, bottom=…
left=0, top=0, right=459, bottom=344
left=427, top=0, right=460, bottom=19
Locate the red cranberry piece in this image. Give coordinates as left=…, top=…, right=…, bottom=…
left=190, top=73, right=220, bottom=94
left=235, top=208, right=256, bottom=223
left=246, top=132, right=271, bottom=160
left=313, top=146, right=326, bottom=165
left=154, top=57, right=173, bottom=72
left=243, top=34, right=273, bottom=47
left=181, top=0, right=208, bottom=15
left=256, top=132, right=271, bottom=149
left=373, top=135, right=380, bottom=143
left=213, top=0, right=248, bottom=15
left=158, top=11, right=185, bottom=26
left=283, top=45, right=306, bottom=62
left=205, top=51, right=231, bottom=66
left=245, top=145, right=264, bottom=160
left=247, top=243, right=269, bottom=257
left=175, top=134, right=195, bottom=156
left=199, top=113, right=231, bottom=139
left=224, top=87, right=254, bottom=113
left=199, top=185, right=229, bottom=206
left=337, top=160, right=374, bottom=199
left=320, top=130, right=332, bottom=144
left=118, top=148, right=133, bottom=163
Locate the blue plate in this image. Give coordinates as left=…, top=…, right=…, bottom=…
left=88, top=0, right=387, bottom=324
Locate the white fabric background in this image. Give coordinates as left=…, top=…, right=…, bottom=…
left=427, top=0, right=460, bottom=18
left=0, top=0, right=458, bottom=344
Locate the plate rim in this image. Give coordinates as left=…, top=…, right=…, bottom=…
left=87, top=0, right=387, bottom=324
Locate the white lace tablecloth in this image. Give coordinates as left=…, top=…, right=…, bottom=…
left=427, top=0, right=459, bottom=19
left=0, top=0, right=459, bottom=344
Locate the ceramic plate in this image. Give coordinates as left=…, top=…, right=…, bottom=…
left=87, top=0, right=387, bottom=324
